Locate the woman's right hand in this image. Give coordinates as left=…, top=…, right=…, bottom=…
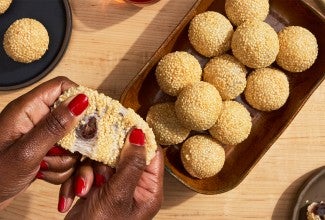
left=59, top=128, right=164, bottom=220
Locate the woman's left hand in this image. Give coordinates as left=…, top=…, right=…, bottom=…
left=0, top=77, right=88, bottom=206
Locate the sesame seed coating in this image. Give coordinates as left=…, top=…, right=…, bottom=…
left=203, top=54, right=247, bottom=100
left=209, top=101, right=252, bottom=145
left=0, top=0, right=12, bottom=14
left=188, top=11, right=234, bottom=57
left=231, top=20, right=279, bottom=68
left=175, top=81, right=222, bottom=131
left=244, top=68, right=289, bottom=111
left=181, top=135, right=225, bottom=179
left=155, top=51, right=202, bottom=96
left=225, top=0, right=269, bottom=26
left=146, top=102, right=190, bottom=145
left=276, top=26, right=318, bottom=72
left=3, top=18, right=49, bottom=63
left=56, top=86, right=157, bottom=167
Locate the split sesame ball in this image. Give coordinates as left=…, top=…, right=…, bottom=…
left=175, top=81, right=222, bottom=131
left=225, top=0, right=269, bottom=26
left=231, top=20, right=279, bottom=68
left=209, top=101, right=252, bottom=145
left=244, top=68, right=289, bottom=111
left=4, top=18, right=49, bottom=63
left=181, top=135, right=225, bottom=179
left=188, top=11, right=234, bottom=57
left=276, top=26, right=318, bottom=72
left=146, top=102, right=190, bottom=145
left=155, top=51, right=202, bottom=96
left=0, top=0, right=12, bottom=14
left=203, top=54, right=247, bottom=100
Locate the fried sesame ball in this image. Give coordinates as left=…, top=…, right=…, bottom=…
left=155, top=51, right=202, bottom=96
left=203, top=54, right=247, bottom=100
left=3, top=18, right=49, bottom=63
left=181, top=135, right=225, bottom=179
left=146, top=102, right=190, bottom=145
left=225, top=0, right=269, bottom=26
left=188, top=11, right=234, bottom=57
left=244, top=68, right=289, bottom=111
left=231, top=20, right=279, bottom=68
left=276, top=26, right=318, bottom=72
left=175, top=81, right=222, bottom=131
left=209, top=101, right=252, bottom=145
left=0, top=0, right=12, bottom=14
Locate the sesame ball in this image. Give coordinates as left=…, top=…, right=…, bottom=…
left=155, top=51, right=202, bottom=96
left=203, top=54, right=247, bottom=100
left=225, top=0, right=269, bottom=26
left=0, top=0, right=12, bottom=14
left=188, top=11, right=234, bottom=57
left=276, top=26, right=318, bottom=72
left=175, top=81, right=222, bottom=131
left=209, top=101, right=252, bottom=145
left=244, top=68, right=289, bottom=111
left=181, top=135, right=225, bottom=179
left=231, top=20, right=279, bottom=68
left=3, top=18, right=49, bottom=63
left=146, top=102, right=190, bottom=145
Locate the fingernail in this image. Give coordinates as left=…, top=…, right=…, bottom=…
left=75, top=176, right=85, bottom=195
left=36, top=171, right=44, bottom=179
left=40, top=160, right=48, bottom=170
left=68, top=94, right=89, bottom=116
left=46, top=146, right=70, bottom=156
left=129, top=128, right=145, bottom=146
left=94, top=174, right=106, bottom=187
left=58, top=196, right=66, bottom=213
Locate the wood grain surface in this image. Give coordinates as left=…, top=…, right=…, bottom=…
left=0, top=0, right=324, bottom=219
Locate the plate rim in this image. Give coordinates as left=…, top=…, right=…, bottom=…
left=0, top=0, right=72, bottom=91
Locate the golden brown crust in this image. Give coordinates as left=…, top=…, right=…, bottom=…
left=0, top=0, right=12, bottom=14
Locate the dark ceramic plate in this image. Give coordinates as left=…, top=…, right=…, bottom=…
left=0, top=0, right=72, bottom=90
left=120, top=0, right=325, bottom=194
left=292, top=166, right=325, bottom=220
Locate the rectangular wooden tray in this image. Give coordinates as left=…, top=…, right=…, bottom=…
left=120, top=0, right=325, bottom=194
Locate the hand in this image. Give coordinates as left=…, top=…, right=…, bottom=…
left=0, top=77, right=89, bottom=205
left=59, top=129, right=164, bottom=220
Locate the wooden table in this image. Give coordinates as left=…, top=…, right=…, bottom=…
left=0, top=0, right=324, bottom=219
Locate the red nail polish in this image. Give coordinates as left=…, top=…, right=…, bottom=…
left=129, top=128, right=145, bottom=146
left=68, top=94, right=89, bottom=116
left=58, top=196, right=66, bottom=213
left=36, top=171, right=44, bottom=179
left=46, top=146, right=70, bottom=156
left=94, top=174, right=106, bottom=187
left=75, top=176, right=85, bottom=195
left=40, top=160, right=48, bottom=170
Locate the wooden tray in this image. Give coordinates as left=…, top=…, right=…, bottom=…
left=0, top=0, right=72, bottom=90
left=120, top=0, right=325, bottom=194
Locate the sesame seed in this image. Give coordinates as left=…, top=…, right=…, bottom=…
left=0, top=0, right=12, bottom=14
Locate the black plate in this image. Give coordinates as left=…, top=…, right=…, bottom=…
left=292, top=166, right=325, bottom=220
left=0, top=0, right=72, bottom=90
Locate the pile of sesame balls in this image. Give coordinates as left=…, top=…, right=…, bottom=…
left=1, top=0, right=49, bottom=63
left=147, top=0, right=318, bottom=179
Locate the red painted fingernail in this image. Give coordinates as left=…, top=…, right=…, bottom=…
left=58, top=196, right=66, bottom=213
left=94, top=174, right=106, bottom=187
left=68, top=94, right=89, bottom=116
left=46, top=146, right=70, bottom=156
left=36, top=171, right=44, bottom=179
left=129, top=128, right=145, bottom=146
left=40, top=160, right=48, bottom=170
left=75, top=176, right=85, bottom=195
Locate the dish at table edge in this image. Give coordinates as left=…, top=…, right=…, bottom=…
left=292, top=166, right=325, bottom=220
left=120, top=0, right=325, bottom=194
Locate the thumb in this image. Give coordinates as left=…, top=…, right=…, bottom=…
left=8, top=94, right=88, bottom=170
left=103, top=128, right=146, bottom=203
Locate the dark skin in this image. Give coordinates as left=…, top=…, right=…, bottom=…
left=0, top=77, right=164, bottom=219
